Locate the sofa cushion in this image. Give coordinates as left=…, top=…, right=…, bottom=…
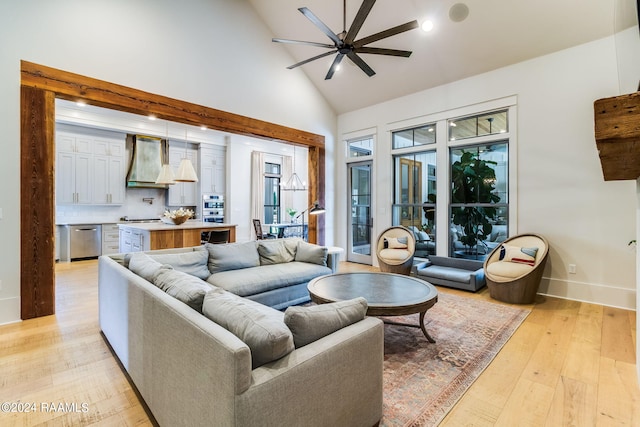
left=486, top=260, right=533, bottom=280
left=153, top=266, right=214, bottom=312
left=202, top=289, right=294, bottom=368
left=129, top=252, right=166, bottom=282
left=207, top=262, right=331, bottom=297
left=294, top=241, right=328, bottom=266
left=206, top=241, right=260, bottom=274
left=148, top=249, right=210, bottom=279
left=284, top=297, right=368, bottom=348
left=257, top=239, right=297, bottom=265
left=499, top=244, right=539, bottom=266
left=379, top=248, right=411, bottom=261
left=418, top=265, right=473, bottom=284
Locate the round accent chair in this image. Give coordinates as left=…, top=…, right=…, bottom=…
left=483, top=233, right=549, bottom=304
left=376, top=226, right=416, bottom=275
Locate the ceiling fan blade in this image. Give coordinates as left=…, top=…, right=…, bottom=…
left=355, top=47, right=412, bottom=57
left=346, top=51, right=375, bottom=77
left=272, top=38, right=336, bottom=49
left=298, top=7, right=342, bottom=46
left=287, top=50, right=337, bottom=70
left=353, top=20, right=419, bottom=48
left=325, top=53, right=345, bottom=80
left=344, top=0, right=376, bottom=44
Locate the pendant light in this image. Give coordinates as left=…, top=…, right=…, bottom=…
left=155, top=122, right=176, bottom=185
left=174, top=129, right=199, bottom=182
left=280, top=146, right=307, bottom=191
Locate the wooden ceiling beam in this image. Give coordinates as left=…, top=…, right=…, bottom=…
left=21, top=60, right=325, bottom=148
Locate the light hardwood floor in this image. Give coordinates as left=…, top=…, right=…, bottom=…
left=0, top=260, right=638, bottom=426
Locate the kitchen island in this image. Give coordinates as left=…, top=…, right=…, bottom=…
left=118, top=221, right=236, bottom=252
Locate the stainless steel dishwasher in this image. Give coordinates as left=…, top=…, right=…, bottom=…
left=69, top=224, right=102, bottom=260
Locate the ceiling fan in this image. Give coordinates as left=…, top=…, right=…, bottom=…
left=273, top=0, right=419, bottom=80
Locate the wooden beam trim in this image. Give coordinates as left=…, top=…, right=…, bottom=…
left=20, top=86, right=56, bottom=319
left=21, top=60, right=325, bottom=148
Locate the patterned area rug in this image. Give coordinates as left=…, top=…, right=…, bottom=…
left=380, top=292, right=530, bottom=426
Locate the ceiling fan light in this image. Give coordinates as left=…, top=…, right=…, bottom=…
left=421, top=20, right=434, bottom=32
left=175, top=158, right=199, bottom=182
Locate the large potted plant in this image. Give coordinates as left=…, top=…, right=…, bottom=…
left=450, top=150, right=500, bottom=259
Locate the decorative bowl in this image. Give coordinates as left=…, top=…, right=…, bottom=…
left=161, top=215, right=189, bottom=225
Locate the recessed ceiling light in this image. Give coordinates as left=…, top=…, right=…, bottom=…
left=76, top=101, right=86, bottom=107
left=148, top=115, right=157, bottom=121
left=200, top=126, right=207, bottom=131
left=421, top=20, right=434, bottom=32
left=450, top=122, right=457, bottom=127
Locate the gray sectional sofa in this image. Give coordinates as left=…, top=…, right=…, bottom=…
left=98, top=238, right=384, bottom=427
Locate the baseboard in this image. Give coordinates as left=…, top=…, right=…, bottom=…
left=0, top=296, right=21, bottom=325
left=538, top=277, right=636, bottom=310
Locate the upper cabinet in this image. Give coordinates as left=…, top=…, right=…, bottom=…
left=167, top=144, right=199, bottom=206
left=56, top=131, right=125, bottom=205
left=199, top=144, right=226, bottom=195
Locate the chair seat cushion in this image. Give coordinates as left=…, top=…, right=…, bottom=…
left=418, top=265, right=473, bottom=284
left=486, top=260, right=533, bottom=280
left=379, top=248, right=411, bottom=261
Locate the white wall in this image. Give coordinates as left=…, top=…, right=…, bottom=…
left=0, top=0, right=336, bottom=325
left=337, top=34, right=637, bottom=310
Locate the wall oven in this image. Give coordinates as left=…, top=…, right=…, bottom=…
left=202, top=194, right=224, bottom=223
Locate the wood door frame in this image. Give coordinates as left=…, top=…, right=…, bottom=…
left=20, top=60, right=325, bottom=319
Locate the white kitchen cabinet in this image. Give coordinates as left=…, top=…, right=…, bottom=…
left=56, top=132, right=125, bottom=205
left=168, top=145, right=198, bottom=206
left=199, top=145, right=226, bottom=195
left=93, top=139, right=125, bottom=205
left=56, top=145, right=93, bottom=205
left=119, top=226, right=148, bottom=253
left=102, top=224, right=121, bottom=255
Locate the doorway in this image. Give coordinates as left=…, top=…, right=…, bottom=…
left=347, top=161, right=373, bottom=264
left=20, top=61, right=326, bottom=319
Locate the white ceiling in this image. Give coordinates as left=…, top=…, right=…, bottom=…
left=248, top=0, right=636, bottom=114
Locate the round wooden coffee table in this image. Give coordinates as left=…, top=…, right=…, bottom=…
left=307, top=272, right=439, bottom=342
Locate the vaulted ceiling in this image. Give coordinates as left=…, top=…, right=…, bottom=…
left=249, top=0, right=636, bottom=114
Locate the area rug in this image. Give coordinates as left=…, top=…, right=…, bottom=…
left=380, top=292, right=530, bottom=426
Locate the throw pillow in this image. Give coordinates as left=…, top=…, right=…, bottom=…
left=294, top=241, right=328, bottom=266
left=202, top=290, right=294, bottom=368
left=129, top=252, right=167, bottom=282
left=206, top=241, right=260, bottom=274
left=153, top=267, right=214, bottom=313
left=284, top=297, right=368, bottom=348
left=257, top=239, right=296, bottom=265
left=385, top=237, right=408, bottom=249
left=148, top=249, right=210, bottom=280
left=499, top=244, right=539, bottom=266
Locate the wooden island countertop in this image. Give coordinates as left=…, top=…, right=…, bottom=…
left=118, top=221, right=236, bottom=251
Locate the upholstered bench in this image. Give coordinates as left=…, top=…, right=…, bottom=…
left=415, top=255, right=486, bottom=292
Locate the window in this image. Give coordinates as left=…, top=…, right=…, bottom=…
left=450, top=142, right=508, bottom=259
left=263, top=162, right=281, bottom=224
left=391, top=106, right=512, bottom=261
left=348, top=137, right=373, bottom=157
left=392, top=124, right=436, bottom=149
left=391, top=127, right=437, bottom=258
left=449, top=110, right=507, bottom=141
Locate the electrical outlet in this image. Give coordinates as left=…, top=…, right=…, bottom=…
left=568, top=264, right=576, bottom=274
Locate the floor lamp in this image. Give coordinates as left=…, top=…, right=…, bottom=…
left=294, top=201, right=325, bottom=241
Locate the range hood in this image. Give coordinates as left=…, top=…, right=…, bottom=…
left=126, top=134, right=168, bottom=188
